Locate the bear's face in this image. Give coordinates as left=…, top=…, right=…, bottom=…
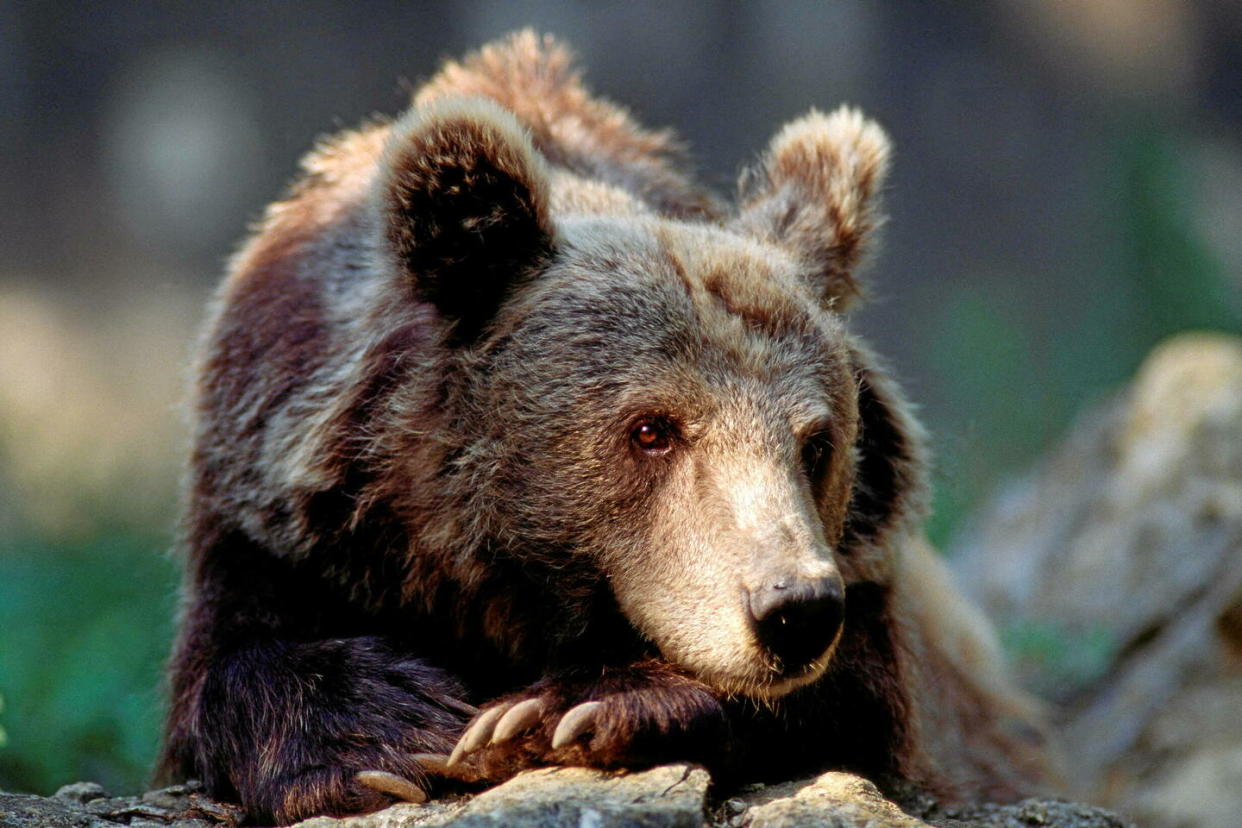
left=474, top=218, right=861, bottom=697
left=376, top=98, right=922, bottom=701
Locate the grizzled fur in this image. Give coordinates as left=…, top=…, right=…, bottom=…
left=159, top=31, right=1055, bottom=825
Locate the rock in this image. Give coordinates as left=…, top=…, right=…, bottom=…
left=293, top=801, right=463, bottom=828
left=1, top=791, right=99, bottom=827
left=0, top=781, right=241, bottom=827
left=924, top=798, right=1132, bottom=828
left=3, top=769, right=1127, bottom=828
left=738, top=772, right=933, bottom=827
left=54, top=782, right=109, bottom=803
left=951, top=333, right=1242, bottom=826
left=452, top=764, right=708, bottom=828
left=288, top=766, right=1125, bottom=828
left=295, top=764, right=710, bottom=828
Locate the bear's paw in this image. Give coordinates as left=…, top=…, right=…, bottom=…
left=434, top=663, right=731, bottom=782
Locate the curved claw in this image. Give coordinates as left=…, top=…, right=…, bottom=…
left=551, top=700, right=603, bottom=750
left=355, top=770, right=427, bottom=804
left=412, top=753, right=483, bottom=784
left=411, top=753, right=451, bottom=775
left=447, top=704, right=510, bottom=766
left=491, top=697, right=545, bottom=744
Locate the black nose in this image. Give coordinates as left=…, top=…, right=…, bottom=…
left=748, top=576, right=845, bottom=672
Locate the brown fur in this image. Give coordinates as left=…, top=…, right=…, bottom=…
left=159, top=30, right=1055, bottom=825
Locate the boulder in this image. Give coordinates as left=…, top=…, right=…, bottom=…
left=952, top=332, right=1242, bottom=827
left=0, top=781, right=241, bottom=828
left=294, top=764, right=708, bottom=828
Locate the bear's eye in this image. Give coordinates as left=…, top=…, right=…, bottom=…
left=630, top=417, right=676, bottom=454
left=802, top=430, right=834, bottom=482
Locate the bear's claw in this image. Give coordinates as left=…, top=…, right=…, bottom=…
left=438, top=665, right=729, bottom=781
left=492, top=697, right=545, bottom=744
left=446, top=696, right=604, bottom=767
left=551, top=701, right=602, bottom=749
left=448, top=705, right=508, bottom=766
left=410, top=753, right=451, bottom=774
left=355, top=770, right=427, bottom=804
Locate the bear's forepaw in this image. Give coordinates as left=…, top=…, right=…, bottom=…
left=433, top=661, right=731, bottom=781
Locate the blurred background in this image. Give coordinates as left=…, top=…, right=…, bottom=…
left=2, top=0, right=1240, bottom=806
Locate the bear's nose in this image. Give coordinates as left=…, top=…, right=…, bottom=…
left=748, top=576, right=845, bottom=673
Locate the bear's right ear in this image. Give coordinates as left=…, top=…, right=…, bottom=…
left=378, top=98, right=556, bottom=341
left=732, top=107, right=890, bottom=312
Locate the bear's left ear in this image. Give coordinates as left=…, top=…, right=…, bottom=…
left=378, top=98, right=556, bottom=341
left=843, top=348, right=928, bottom=556
left=732, top=107, right=890, bottom=312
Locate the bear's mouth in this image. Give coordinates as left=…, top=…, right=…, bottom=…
left=750, top=628, right=842, bottom=699
left=679, top=626, right=842, bottom=702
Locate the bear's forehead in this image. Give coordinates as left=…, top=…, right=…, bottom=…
left=540, top=216, right=845, bottom=365
left=499, top=217, right=853, bottom=420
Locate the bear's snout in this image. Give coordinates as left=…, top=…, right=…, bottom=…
left=747, top=575, right=845, bottom=674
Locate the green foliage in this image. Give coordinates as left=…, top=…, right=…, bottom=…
left=0, top=532, right=178, bottom=795
left=1118, top=126, right=1238, bottom=342
left=927, top=122, right=1240, bottom=550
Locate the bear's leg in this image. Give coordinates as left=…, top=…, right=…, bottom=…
left=167, top=636, right=472, bottom=824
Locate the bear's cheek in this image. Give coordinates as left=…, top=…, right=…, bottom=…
left=600, top=455, right=842, bottom=698
left=606, top=527, right=764, bottom=693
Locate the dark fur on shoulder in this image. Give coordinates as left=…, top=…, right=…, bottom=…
left=159, top=31, right=1055, bottom=824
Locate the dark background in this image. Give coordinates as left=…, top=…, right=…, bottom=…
left=2, top=1, right=1240, bottom=795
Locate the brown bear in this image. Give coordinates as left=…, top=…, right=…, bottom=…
left=158, top=30, right=1055, bottom=825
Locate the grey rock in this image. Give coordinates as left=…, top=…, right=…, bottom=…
left=1, top=791, right=99, bottom=827
left=449, top=764, right=708, bottom=828
left=951, top=333, right=1242, bottom=827
left=54, top=782, right=109, bottom=803
left=0, top=781, right=238, bottom=827
left=925, top=798, right=1133, bottom=828
left=738, top=772, right=933, bottom=827
left=954, top=333, right=1242, bottom=696
left=4, top=769, right=1127, bottom=828
left=294, top=801, right=465, bottom=828
left=295, top=764, right=711, bottom=828
left=290, top=767, right=1126, bottom=828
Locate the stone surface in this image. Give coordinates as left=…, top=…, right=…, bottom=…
left=2, top=770, right=1130, bottom=828
left=951, top=332, right=1242, bottom=827
left=0, top=781, right=241, bottom=828
left=296, top=764, right=709, bottom=828
left=288, top=766, right=1129, bottom=828
left=294, top=800, right=465, bottom=828
left=456, top=764, right=707, bottom=828
left=292, top=765, right=1130, bottom=828
left=54, top=782, right=110, bottom=803
left=923, top=798, right=1131, bottom=828
left=737, top=772, right=932, bottom=827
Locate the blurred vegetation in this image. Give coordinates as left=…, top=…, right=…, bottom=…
left=923, top=122, right=1241, bottom=546
left=2, top=0, right=1239, bottom=800
left=0, top=531, right=177, bottom=794
left=0, top=284, right=194, bottom=795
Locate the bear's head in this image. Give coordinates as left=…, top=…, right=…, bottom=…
left=374, top=98, right=926, bottom=700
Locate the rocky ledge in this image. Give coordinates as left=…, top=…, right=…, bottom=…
left=951, top=332, right=1242, bottom=826
left=0, top=766, right=1130, bottom=828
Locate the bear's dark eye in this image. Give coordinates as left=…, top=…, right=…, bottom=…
left=630, top=417, right=676, bottom=454
left=802, top=430, right=833, bottom=482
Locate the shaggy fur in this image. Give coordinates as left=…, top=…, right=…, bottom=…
left=159, top=31, right=1055, bottom=825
